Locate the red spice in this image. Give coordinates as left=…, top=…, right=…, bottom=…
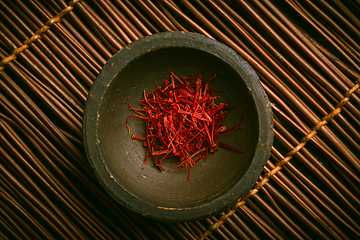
left=126, top=72, right=244, bottom=180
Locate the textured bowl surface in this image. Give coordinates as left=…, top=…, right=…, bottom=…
left=83, top=31, right=273, bottom=222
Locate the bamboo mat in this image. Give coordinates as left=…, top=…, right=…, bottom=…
left=1, top=1, right=360, bottom=239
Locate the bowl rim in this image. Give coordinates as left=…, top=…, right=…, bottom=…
left=83, top=31, right=274, bottom=222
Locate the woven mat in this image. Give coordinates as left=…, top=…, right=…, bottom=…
left=0, top=1, right=359, bottom=239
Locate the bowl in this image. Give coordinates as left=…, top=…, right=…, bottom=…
left=83, top=31, right=273, bottom=222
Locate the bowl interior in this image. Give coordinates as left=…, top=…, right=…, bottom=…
left=97, top=47, right=258, bottom=208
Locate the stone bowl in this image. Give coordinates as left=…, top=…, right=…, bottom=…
left=83, top=31, right=273, bottom=222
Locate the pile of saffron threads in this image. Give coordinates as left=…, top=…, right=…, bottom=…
left=126, top=72, right=244, bottom=180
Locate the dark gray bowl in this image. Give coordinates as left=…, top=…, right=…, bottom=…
left=83, top=31, right=273, bottom=222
